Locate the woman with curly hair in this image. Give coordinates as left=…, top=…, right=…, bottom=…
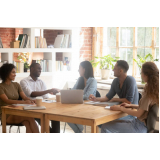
left=0, top=63, right=39, bottom=133
left=101, top=62, right=159, bottom=133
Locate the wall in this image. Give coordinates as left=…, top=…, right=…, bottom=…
left=0, top=28, right=23, bottom=48
left=43, top=30, right=63, bottom=46
left=79, top=27, right=92, bottom=61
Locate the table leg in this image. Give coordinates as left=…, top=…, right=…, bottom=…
left=91, top=121, right=96, bottom=133
left=96, top=126, right=99, bottom=133
left=2, top=109, right=6, bottom=133
left=41, top=114, right=45, bottom=133
left=45, top=114, right=50, bottom=133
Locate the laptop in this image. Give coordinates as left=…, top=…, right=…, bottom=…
left=60, top=90, right=84, bottom=104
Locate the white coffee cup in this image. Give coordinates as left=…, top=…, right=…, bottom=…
left=56, top=93, right=61, bottom=102
left=36, top=96, right=43, bottom=107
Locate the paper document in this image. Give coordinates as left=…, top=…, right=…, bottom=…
left=12, top=104, right=36, bottom=107
left=105, top=106, right=111, bottom=109
left=42, top=99, right=56, bottom=103
left=84, top=101, right=100, bottom=105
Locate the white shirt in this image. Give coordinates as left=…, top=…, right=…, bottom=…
left=20, top=76, right=49, bottom=99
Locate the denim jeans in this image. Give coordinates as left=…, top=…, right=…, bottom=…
left=101, top=116, right=147, bottom=133
left=67, top=123, right=84, bottom=133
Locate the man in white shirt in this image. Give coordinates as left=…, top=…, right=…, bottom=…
left=20, top=63, right=60, bottom=133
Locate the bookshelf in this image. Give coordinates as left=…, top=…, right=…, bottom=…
left=0, top=27, right=80, bottom=89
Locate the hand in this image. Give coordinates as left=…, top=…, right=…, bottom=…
left=89, top=94, right=97, bottom=101
left=120, top=103, right=131, bottom=108
left=110, top=105, right=121, bottom=111
left=24, top=100, right=35, bottom=104
left=50, top=88, right=60, bottom=95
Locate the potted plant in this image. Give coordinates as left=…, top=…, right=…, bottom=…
left=17, top=53, right=30, bottom=72
left=133, top=53, right=159, bottom=83
left=90, top=54, right=119, bottom=80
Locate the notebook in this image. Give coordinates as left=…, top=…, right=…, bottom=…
left=12, top=104, right=46, bottom=110
left=84, top=101, right=120, bottom=106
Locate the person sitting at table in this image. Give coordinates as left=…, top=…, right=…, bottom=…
left=101, top=62, right=159, bottom=133
left=20, top=63, right=60, bottom=133
left=67, top=61, right=97, bottom=133
left=89, top=60, right=139, bottom=105
left=0, top=63, right=39, bottom=133
left=89, top=60, right=139, bottom=125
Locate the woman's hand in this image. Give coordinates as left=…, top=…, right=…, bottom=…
left=120, top=103, right=131, bottom=108
left=89, top=94, right=97, bottom=101
left=24, top=100, right=35, bottom=104
left=110, top=105, right=121, bottom=111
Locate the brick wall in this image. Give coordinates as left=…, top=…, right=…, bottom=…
left=43, top=30, right=63, bottom=46
left=79, top=27, right=92, bottom=61
left=0, top=28, right=23, bottom=48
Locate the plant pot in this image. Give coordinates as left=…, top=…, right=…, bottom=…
left=101, top=69, right=111, bottom=80
left=24, top=68, right=28, bottom=72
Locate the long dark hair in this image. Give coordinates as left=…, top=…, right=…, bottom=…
left=76, top=61, right=94, bottom=89
left=0, top=63, right=15, bottom=83
left=142, top=62, right=159, bottom=104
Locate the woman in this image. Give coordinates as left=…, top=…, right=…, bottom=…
left=0, top=63, right=39, bottom=133
left=101, top=62, right=159, bottom=133
left=68, top=61, right=97, bottom=133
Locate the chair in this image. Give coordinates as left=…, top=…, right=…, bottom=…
left=63, top=90, right=101, bottom=133
left=146, top=104, right=159, bottom=133
left=0, top=95, right=24, bottom=133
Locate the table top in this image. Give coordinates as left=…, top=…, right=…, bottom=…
left=2, top=99, right=124, bottom=121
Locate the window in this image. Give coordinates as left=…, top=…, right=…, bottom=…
left=104, top=27, right=159, bottom=78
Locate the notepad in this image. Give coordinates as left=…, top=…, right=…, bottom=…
left=84, top=101, right=120, bottom=106
left=84, top=101, right=100, bottom=105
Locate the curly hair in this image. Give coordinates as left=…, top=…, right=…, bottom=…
left=142, top=62, right=159, bottom=104
left=0, top=63, right=15, bottom=82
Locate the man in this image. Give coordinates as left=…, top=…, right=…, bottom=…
left=20, top=63, right=60, bottom=133
left=89, top=60, right=139, bottom=105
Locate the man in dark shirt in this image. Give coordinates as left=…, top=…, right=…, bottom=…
left=89, top=60, right=139, bottom=105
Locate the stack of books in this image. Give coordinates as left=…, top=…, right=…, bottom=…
left=35, top=37, right=47, bottom=48
left=18, top=34, right=30, bottom=48
left=0, top=37, right=3, bottom=48
left=13, top=61, right=24, bottom=73
left=32, top=59, right=52, bottom=72
left=54, top=34, right=71, bottom=48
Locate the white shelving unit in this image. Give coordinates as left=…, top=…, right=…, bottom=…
left=0, top=27, right=80, bottom=89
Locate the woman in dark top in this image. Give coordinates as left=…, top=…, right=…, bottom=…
left=0, top=63, right=39, bottom=133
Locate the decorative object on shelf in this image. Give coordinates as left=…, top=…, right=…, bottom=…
left=90, top=54, right=119, bottom=80
left=64, top=57, right=70, bottom=71
left=17, top=52, right=30, bottom=72
left=10, top=40, right=20, bottom=48
left=0, top=37, right=3, bottom=48
left=133, top=53, right=159, bottom=83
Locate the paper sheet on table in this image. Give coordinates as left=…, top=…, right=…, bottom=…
left=105, top=106, right=111, bottom=109
left=42, top=99, right=56, bottom=103
left=84, top=101, right=100, bottom=105
left=12, top=104, right=36, bottom=107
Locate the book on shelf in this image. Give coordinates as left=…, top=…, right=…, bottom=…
left=18, top=34, right=30, bottom=48
left=54, top=34, right=70, bottom=48
left=0, top=37, right=3, bottom=48
left=13, top=61, right=24, bottom=73
left=35, top=37, right=47, bottom=48
left=32, top=59, right=52, bottom=72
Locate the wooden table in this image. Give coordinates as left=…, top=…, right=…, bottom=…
left=2, top=100, right=127, bottom=133
left=1, top=106, right=45, bottom=133
left=43, top=101, right=128, bottom=133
